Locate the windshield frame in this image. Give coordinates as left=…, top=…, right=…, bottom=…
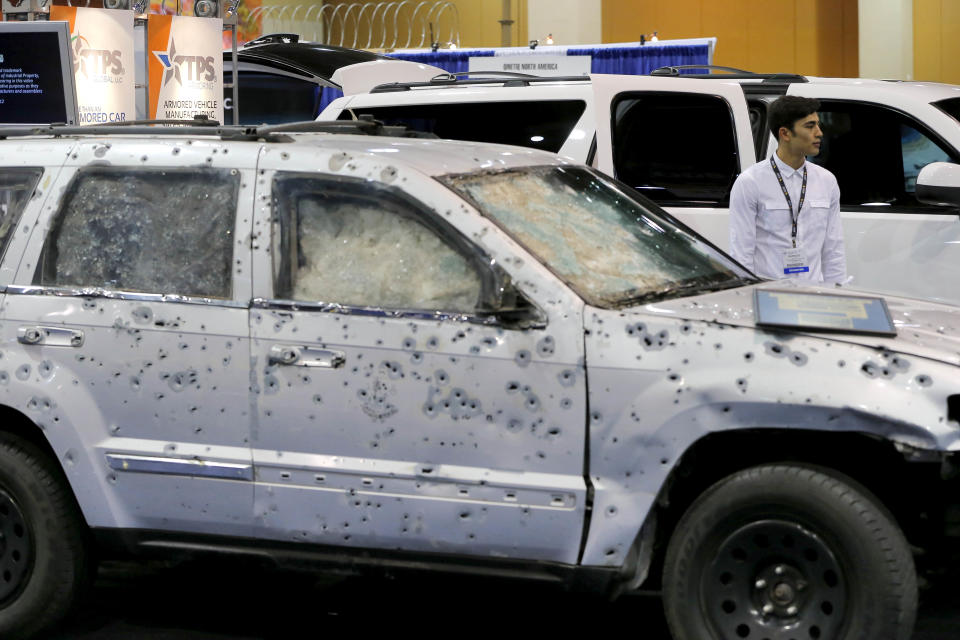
left=439, top=165, right=758, bottom=309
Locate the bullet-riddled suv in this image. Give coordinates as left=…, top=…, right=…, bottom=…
left=0, top=121, right=958, bottom=640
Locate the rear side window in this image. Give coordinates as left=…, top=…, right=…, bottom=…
left=0, top=168, right=42, bottom=262
left=611, top=92, right=740, bottom=206
left=227, top=71, right=322, bottom=124
left=336, top=100, right=586, bottom=153
left=36, top=167, right=239, bottom=298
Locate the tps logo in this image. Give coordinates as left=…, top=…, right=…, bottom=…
left=71, top=31, right=124, bottom=78
left=152, top=39, right=216, bottom=87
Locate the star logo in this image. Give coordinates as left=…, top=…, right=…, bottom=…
left=152, top=39, right=181, bottom=87
left=71, top=32, right=92, bottom=77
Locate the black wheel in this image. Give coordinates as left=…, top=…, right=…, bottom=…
left=0, top=433, right=89, bottom=639
left=662, top=464, right=916, bottom=640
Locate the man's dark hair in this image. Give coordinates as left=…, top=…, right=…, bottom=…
left=768, top=96, right=821, bottom=138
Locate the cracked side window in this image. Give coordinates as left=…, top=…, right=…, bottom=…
left=0, top=168, right=42, bottom=264
left=35, top=167, right=238, bottom=298
left=272, top=174, right=482, bottom=312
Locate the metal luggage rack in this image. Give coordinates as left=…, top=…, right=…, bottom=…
left=650, top=64, right=808, bottom=83
left=0, top=115, right=436, bottom=142
left=370, top=71, right=591, bottom=93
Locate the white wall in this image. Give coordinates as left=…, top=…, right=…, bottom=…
left=527, top=0, right=601, bottom=46
left=859, top=0, right=913, bottom=79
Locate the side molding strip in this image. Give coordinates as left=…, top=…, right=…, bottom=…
left=106, top=454, right=253, bottom=481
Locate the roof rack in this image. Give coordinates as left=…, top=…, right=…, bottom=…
left=0, top=116, right=436, bottom=142
left=650, top=64, right=808, bottom=83
left=370, top=74, right=589, bottom=93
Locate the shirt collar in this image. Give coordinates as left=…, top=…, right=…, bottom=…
left=772, top=152, right=806, bottom=178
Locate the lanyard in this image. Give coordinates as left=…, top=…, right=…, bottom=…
left=770, top=156, right=807, bottom=248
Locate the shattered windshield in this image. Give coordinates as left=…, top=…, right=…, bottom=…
left=442, top=166, right=753, bottom=308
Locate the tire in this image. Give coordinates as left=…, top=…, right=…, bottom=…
left=662, top=464, right=917, bottom=640
left=0, top=433, right=89, bottom=640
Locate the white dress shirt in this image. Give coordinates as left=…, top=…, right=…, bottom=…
left=729, top=153, right=846, bottom=284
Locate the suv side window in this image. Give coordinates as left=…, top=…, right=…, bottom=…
left=35, top=167, right=239, bottom=298
left=0, top=168, right=42, bottom=263
left=810, top=101, right=958, bottom=207
left=336, top=101, right=586, bottom=153
left=611, top=92, right=740, bottom=206
left=271, top=173, right=482, bottom=312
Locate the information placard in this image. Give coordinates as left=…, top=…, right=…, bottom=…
left=754, top=289, right=897, bottom=337
left=148, top=14, right=223, bottom=123
left=0, top=21, right=79, bottom=125
left=469, top=55, right=591, bottom=77
left=51, top=7, right=136, bottom=125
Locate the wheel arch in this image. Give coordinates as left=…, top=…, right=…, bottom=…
left=618, top=427, right=947, bottom=593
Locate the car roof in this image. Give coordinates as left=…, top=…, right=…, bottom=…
left=802, top=76, right=960, bottom=102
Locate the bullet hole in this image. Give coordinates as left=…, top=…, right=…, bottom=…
left=667, top=373, right=680, bottom=382
left=107, top=473, right=117, bottom=485
left=915, top=374, right=933, bottom=387
left=591, top=411, right=602, bottom=423
left=426, top=336, right=439, bottom=349
left=838, top=360, right=846, bottom=368
left=459, top=511, right=471, bottom=520
left=861, top=361, right=894, bottom=379
left=178, top=343, right=188, bottom=351
left=626, top=322, right=669, bottom=350
left=604, top=548, right=617, bottom=557
left=435, top=370, right=449, bottom=385
left=536, top=336, right=555, bottom=357
left=164, top=443, right=177, bottom=453
left=0, top=371, right=8, bottom=385
left=515, top=350, right=532, bottom=367
left=382, top=361, right=404, bottom=379
left=744, top=352, right=754, bottom=362
left=790, top=352, right=808, bottom=366
left=507, top=418, right=523, bottom=432
left=765, top=341, right=786, bottom=357
left=82, top=298, right=98, bottom=311
left=15, top=364, right=30, bottom=381
left=560, top=398, right=572, bottom=409
left=264, top=375, right=280, bottom=394
left=480, top=336, right=497, bottom=349
left=680, top=323, right=692, bottom=335
left=606, top=505, right=618, bottom=517
left=312, top=394, right=323, bottom=405
left=525, top=394, right=540, bottom=412
left=557, top=369, right=576, bottom=387
left=714, top=343, right=722, bottom=350
left=410, top=352, right=423, bottom=364
left=38, top=360, right=53, bottom=378
left=506, top=381, right=520, bottom=393
left=130, top=376, right=141, bottom=390
left=547, top=427, right=561, bottom=436
left=890, top=356, right=910, bottom=372
left=329, top=152, right=350, bottom=172
left=381, top=166, right=398, bottom=183
left=736, top=378, right=748, bottom=393
left=402, top=338, right=416, bottom=351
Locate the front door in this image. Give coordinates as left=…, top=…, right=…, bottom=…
left=247, top=156, right=588, bottom=562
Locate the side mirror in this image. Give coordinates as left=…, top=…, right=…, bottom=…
left=916, top=162, right=960, bottom=208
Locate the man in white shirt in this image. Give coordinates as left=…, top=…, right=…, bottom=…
left=729, top=96, right=846, bottom=284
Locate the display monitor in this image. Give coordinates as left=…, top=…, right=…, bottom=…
left=0, top=21, right=79, bottom=125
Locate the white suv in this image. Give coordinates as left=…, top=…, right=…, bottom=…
left=320, top=67, right=960, bottom=306
left=0, top=121, right=958, bottom=640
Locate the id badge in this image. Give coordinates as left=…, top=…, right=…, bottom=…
left=782, top=247, right=810, bottom=275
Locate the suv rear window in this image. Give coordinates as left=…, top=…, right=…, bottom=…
left=934, top=97, right=960, bottom=124
left=336, top=100, right=586, bottom=153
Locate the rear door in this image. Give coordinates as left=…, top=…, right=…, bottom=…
left=592, top=74, right=757, bottom=249
left=787, top=83, right=960, bottom=304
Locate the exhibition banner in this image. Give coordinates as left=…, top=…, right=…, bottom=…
left=147, top=14, right=223, bottom=123
left=50, top=6, right=136, bottom=124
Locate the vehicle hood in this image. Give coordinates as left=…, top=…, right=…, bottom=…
left=635, top=280, right=960, bottom=367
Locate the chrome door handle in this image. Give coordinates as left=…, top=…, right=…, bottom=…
left=269, top=345, right=345, bottom=368
left=18, top=326, right=84, bottom=347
